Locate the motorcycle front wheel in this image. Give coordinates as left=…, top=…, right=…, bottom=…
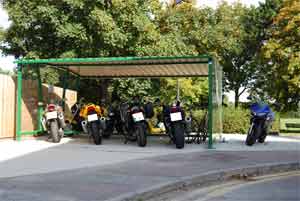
left=136, top=124, right=147, bottom=147
left=50, top=120, right=61, bottom=143
left=246, top=123, right=261, bottom=146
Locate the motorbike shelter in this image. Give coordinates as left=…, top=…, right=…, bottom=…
left=15, top=55, right=222, bottom=149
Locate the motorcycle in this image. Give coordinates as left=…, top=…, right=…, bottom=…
left=144, top=100, right=166, bottom=134
left=80, top=103, right=105, bottom=145
left=163, top=102, right=185, bottom=149
left=119, top=98, right=148, bottom=147
left=246, top=102, right=274, bottom=146
left=103, top=105, right=123, bottom=138
left=42, top=102, right=66, bottom=143
left=70, top=100, right=85, bottom=131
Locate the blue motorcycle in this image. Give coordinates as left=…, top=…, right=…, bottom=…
left=246, top=103, right=275, bottom=146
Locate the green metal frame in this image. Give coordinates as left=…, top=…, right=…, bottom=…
left=15, top=55, right=211, bottom=65
left=16, top=64, right=22, bottom=141
left=36, top=66, right=44, bottom=133
left=15, top=55, right=221, bottom=149
left=62, top=71, right=69, bottom=111
left=208, top=59, right=214, bottom=149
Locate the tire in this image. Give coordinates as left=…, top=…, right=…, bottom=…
left=103, top=122, right=113, bottom=139
left=103, top=130, right=112, bottom=139
left=50, top=120, right=61, bottom=143
left=136, top=124, right=147, bottom=147
left=91, top=122, right=102, bottom=145
left=258, top=130, right=267, bottom=143
left=173, top=123, right=185, bottom=149
left=246, top=124, right=260, bottom=146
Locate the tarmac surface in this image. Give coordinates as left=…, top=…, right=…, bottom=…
left=0, top=134, right=299, bottom=201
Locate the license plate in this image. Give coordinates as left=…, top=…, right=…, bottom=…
left=170, top=112, right=182, bottom=122
left=132, top=112, right=144, bottom=122
left=88, top=114, right=98, bottom=122
left=46, top=111, right=57, bottom=120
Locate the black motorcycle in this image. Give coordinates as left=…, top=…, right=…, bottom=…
left=163, top=102, right=185, bottom=149
left=119, top=100, right=148, bottom=147
left=246, top=102, right=274, bottom=146
left=70, top=102, right=84, bottom=131
left=103, top=105, right=122, bottom=138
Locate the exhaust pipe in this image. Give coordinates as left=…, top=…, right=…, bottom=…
left=185, top=116, right=192, bottom=133
left=81, top=120, right=88, bottom=133
left=58, top=113, right=66, bottom=128
left=41, top=117, right=47, bottom=131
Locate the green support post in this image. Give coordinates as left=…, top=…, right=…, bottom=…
left=208, top=58, right=214, bottom=149
left=16, top=65, right=23, bottom=141
left=36, top=66, right=43, bottom=132
left=62, top=71, right=69, bottom=111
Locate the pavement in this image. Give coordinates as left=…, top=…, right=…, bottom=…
left=0, top=134, right=299, bottom=201
left=0, top=134, right=299, bottom=178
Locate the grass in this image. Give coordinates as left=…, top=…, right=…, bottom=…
left=279, top=132, right=300, bottom=137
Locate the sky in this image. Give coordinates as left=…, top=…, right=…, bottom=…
left=0, top=0, right=263, bottom=101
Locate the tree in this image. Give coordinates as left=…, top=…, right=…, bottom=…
left=109, top=78, right=153, bottom=101
left=160, top=78, right=208, bottom=108
left=210, top=2, right=259, bottom=107
left=0, top=0, right=164, bottom=100
left=261, top=0, right=300, bottom=110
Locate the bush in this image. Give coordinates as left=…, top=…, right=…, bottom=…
left=222, top=106, right=250, bottom=134
left=222, top=106, right=281, bottom=134
left=187, top=106, right=281, bottom=134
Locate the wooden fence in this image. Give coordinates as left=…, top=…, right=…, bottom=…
left=0, top=74, right=77, bottom=139
left=0, top=74, right=16, bottom=139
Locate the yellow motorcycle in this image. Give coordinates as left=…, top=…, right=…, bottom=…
left=80, top=103, right=106, bottom=145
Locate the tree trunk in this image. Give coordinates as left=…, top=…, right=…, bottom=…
left=234, top=88, right=239, bottom=108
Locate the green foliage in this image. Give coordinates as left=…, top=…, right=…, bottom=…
left=0, top=27, right=4, bottom=42
left=160, top=78, right=208, bottom=107
left=222, top=106, right=250, bottom=134
left=213, top=2, right=262, bottom=107
left=260, top=0, right=300, bottom=111
left=0, top=0, right=297, bottom=112
left=109, top=78, right=153, bottom=101
left=221, top=106, right=281, bottom=134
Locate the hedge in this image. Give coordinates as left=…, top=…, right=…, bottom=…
left=190, top=106, right=280, bottom=134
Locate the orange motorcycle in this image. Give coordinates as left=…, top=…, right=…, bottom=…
left=80, top=103, right=106, bottom=145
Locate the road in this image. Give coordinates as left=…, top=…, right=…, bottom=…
left=151, top=171, right=300, bottom=201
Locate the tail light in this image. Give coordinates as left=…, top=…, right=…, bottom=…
left=47, top=104, right=55, bottom=112
left=87, top=106, right=96, bottom=113
left=171, top=107, right=179, bottom=113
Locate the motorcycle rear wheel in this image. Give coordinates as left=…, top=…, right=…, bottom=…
left=136, top=125, right=147, bottom=147
left=50, top=120, right=61, bottom=143
left=91, top=122, right=102, bottom=145
left=173, top=123, right=185, bottom=149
